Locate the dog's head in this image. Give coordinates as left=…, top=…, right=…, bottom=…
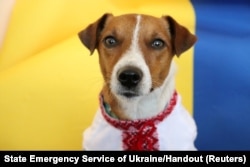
left=79, top=13, right=196, bottom=100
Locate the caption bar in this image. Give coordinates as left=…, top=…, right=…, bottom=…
left=1, top=152, right=248, bottom=165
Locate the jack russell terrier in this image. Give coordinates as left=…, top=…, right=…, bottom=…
left=78, top=13, right=197, bottom=150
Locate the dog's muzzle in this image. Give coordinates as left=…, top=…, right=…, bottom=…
left=117, top=66, right=143, bottom=98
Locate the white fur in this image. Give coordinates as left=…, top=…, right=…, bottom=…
left=110, top=15, right=176, bottom=120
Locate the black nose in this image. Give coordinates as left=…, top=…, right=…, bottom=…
left=118, top=67, right=143, bottom=88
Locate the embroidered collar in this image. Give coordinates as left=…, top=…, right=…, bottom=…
left=100, top=91, right=177, bottom=128
left=99, top=91, right=177, bottom=150
left=100, top=91, right=177, bottom=151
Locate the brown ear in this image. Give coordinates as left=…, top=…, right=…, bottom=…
left=164, top=16, right=197, bottom=56
left=78, top=13, right=113, bottom=55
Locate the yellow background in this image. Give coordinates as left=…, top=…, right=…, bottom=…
left=0, top=0, right=196, bottom=150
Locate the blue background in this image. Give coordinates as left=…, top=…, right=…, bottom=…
left=192, top=0, right=250, bottom=150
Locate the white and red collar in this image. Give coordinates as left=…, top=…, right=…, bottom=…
left=99, top=91, right=177, bottom=150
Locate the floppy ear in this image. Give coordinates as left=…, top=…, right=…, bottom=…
left=78, top=13, right=113, bottom=55
left=164, top=16, right=197, bottom=56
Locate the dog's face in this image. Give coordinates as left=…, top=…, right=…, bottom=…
left=79, top=13, right=196, bottom=100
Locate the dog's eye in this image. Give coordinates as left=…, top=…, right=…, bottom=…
left=151, top=39, right=165, bottom=49
left=104, top=36, right=117, bottom=48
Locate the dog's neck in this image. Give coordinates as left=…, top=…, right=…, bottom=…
left=102, top=62, right=177, bottom=120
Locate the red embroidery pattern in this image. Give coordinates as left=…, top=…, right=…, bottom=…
left=100, top=91, right=177, bottom=151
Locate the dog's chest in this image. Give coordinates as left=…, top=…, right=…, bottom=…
left=83, top=93, right=197, bottom=150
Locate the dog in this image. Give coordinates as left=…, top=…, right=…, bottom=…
left=78, top=13, right=197, bottom=150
